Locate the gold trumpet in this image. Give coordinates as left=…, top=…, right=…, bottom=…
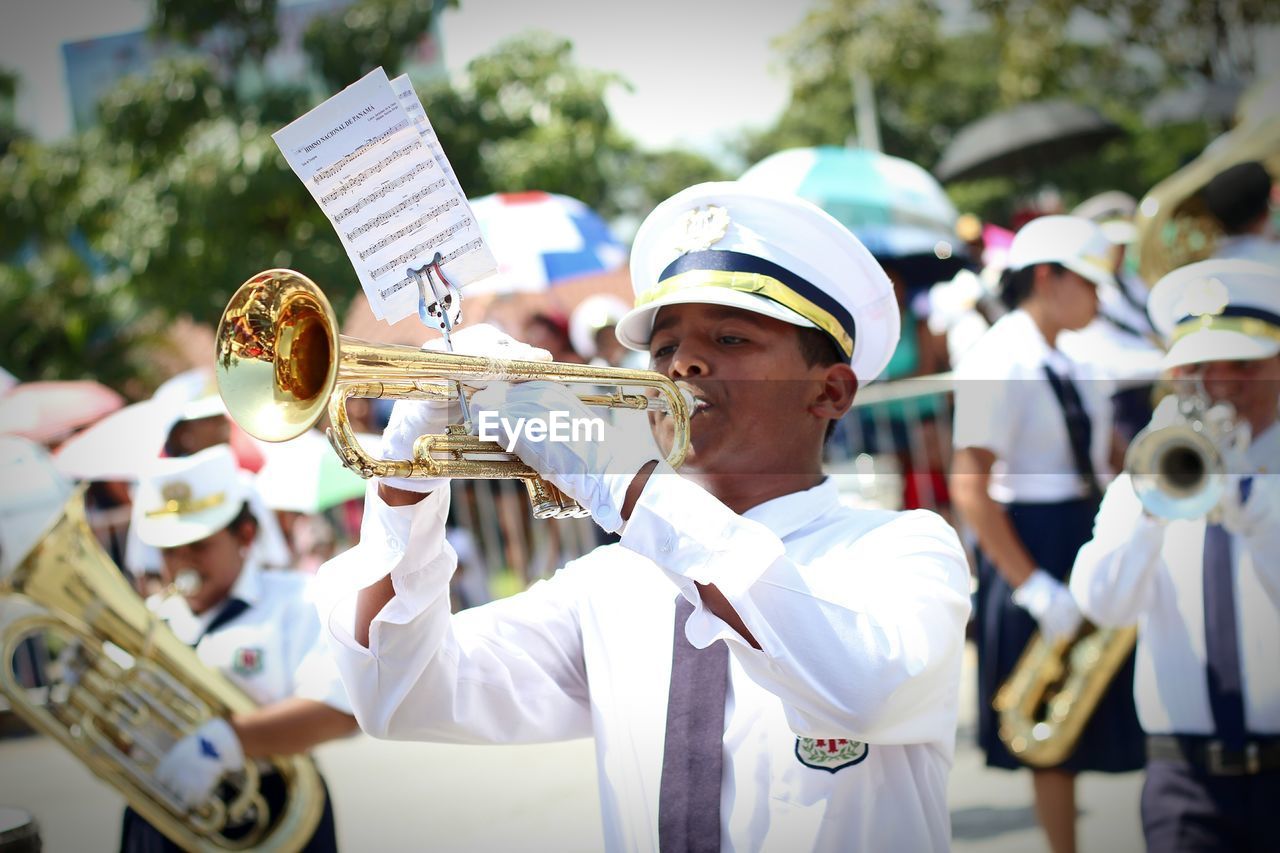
left=215, top=269, right=691, bottom=519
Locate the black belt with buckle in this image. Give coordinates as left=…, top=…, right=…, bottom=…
left=1147, top=734, right=1280, bottom=776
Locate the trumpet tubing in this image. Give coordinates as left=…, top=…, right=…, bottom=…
left=216, top=269, right=691, bottom=519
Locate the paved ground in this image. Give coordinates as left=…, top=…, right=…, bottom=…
left=0, top=647, right=1144, bottom=852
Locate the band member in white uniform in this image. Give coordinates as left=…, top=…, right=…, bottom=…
left=314, top=183, right=972, bottom=852
left=1071, top=259, right=1280, bottom=853
left=950, top=216, right=1145, bottom=853
left=122, top=445, right=356, bottom=853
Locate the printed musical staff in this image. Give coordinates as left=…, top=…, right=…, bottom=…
left=312, top=119, right=411, bottom=184
left=343, top=178, right=449, bottom=241
left=274, top=67, right=497, bottom=323
left=370, top=217, right=473, bottom=280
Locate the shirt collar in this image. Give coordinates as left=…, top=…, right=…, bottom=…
left=1008, top=308, right=1075, bottom=374
left=742, top=477, right=841, bottom=540
left=226, top=557, right=264, bottom=608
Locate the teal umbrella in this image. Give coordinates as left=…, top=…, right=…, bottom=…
left=740, top=146, right=967, bottom=287
left=255, top=429, right=370, bottom=514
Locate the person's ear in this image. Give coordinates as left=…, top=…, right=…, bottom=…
left=234, top=519, right=258, bottom=552
left=1030, top=263, right=1054, bottom=299
left=809, top=363, right=859, bottom=422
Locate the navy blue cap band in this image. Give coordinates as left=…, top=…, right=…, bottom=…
left=658, top=250, right=858, bottom=352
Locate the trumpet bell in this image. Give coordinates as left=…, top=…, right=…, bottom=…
left=214, top=268, right=692, bottom=517
left=216, top=269, right=339, bottom=443
left=1126, top=421, right=1225, bottom=520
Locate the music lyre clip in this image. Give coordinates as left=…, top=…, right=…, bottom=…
left=411, top=252, right=473, bottom=431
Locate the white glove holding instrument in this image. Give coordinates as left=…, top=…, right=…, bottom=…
left=1012, top=568, right=1083, bottom=642
left=1216, top=438, right=1276, bottom=538
left=379, top=324, right=552, bottom=493
left=470, top=381, right=664, bottom=533
left=155, top=717, right=244, bottom=810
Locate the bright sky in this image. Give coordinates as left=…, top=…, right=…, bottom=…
left=2, top=0, right=809, bottom=158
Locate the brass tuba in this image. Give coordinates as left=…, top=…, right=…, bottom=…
left=0, top=489, right=324, bottom=851
left=1133, top=111, right=1280, bottom=283
left=215, top=269, right=691, bottom=519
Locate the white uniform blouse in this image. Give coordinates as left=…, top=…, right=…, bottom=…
left=151, top=560, right=352, bottom=714
left=315, top=471, right=971, bottom=852
left=953, top=309, right=1115, bottom=503
left=1071, top=424, right=1280, bottom=735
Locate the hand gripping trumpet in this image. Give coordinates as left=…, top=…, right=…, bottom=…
left=215, top=269, right=691, bottom=518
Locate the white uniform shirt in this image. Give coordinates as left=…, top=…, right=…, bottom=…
left=953, top=309, right=1115, bottom=503
left=1071, top=423, right=1280, bottom=735
left=1213, top=234, right=1280, bottom=266
left=315, top=473, right=971, bottom=852
left=151, top=560, right=351, bottom=714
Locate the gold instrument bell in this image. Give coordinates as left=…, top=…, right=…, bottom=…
left=214, top=269, right=691, bottom=519
left=0, top=487, right=324, bottom=851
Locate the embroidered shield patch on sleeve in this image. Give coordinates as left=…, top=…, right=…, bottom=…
left=795, top=737, right=869, bottom=772
left=232, top=646, right=264, bottom=677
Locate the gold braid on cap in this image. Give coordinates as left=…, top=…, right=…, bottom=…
left=145, top=482, right=228, bottom=518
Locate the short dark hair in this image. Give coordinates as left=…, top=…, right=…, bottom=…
left=999, top=262, right=1066, bottom=310
left=795, top=327, right=847, bottom=441
left=1201, top=161, right=1272, bottom=235
left=224, top=502, right=258, bottom=539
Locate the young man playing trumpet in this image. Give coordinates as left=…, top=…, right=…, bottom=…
left=314, top=183, right=971, bottom=851
left=1071, top=259, right=1280, bottom=852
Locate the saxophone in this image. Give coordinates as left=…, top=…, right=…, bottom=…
left=993, top=623, right=1138, bottom=767
left=0, top=488, right=323, bottom=851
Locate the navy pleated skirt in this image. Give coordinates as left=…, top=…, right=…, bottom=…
left=975, top=497, right=1145, bottom=773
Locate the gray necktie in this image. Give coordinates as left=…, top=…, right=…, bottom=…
left=659, top=594, right=729, bottom=853
left=1204, top=509, right=1247, bottom=750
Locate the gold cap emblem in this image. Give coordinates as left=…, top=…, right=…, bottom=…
left=161, top=482, right=193, bottom=504
left=1175, top=276, right=1230, bottom=319
left=147, top=480, right=226, bottom=518
left=671, top=205, right=731, bottom=254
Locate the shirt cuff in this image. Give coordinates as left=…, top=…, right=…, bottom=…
left=620, top=463, right=784, bottom=648
left=314, top=481, right=451, bottom=654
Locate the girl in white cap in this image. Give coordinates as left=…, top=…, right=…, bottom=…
left=950, top=215, right=1145, bottom=853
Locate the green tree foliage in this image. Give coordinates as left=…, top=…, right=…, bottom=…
left=1, top=12, right=723, bottom=389
left=0, top=133, right=162, bottom=388
left=303, top=0, right=457, bottom=91
left=150, top=0, right=280, bottom=67
left=743, top=0, right=1250, bottom=223
left=415, top=33, right=725, bottom=217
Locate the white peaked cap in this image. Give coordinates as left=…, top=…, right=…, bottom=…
left=618, top=182, right=900, bottom=382
left=132, top=444, right=249, bottom=549
left=1149, top=259, right=1280, bottom=369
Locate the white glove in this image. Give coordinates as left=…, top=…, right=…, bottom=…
left=1012, top=568, right=1083, bottom=642
left=1219, top=468, right=1276, bottom=538
left=155, top=717, right=244, bottom=810
left=379, top=324, right=552, bottom=493
left=470, top=381, right=664, bottom=533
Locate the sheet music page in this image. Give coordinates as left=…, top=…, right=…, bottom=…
left=273, top=67, right=496, bottom=322
left=390, top=73, right=463, bottom=196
